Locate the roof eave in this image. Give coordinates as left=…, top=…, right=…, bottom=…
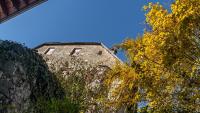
left=33, top=42, right=102, bottom=49
left=0, top=0, right=47, bottom=23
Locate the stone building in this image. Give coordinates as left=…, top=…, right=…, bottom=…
left=34, top=42, right=122, bottom=112
left=34, top=42, right=121, bottom=69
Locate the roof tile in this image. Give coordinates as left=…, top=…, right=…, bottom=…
left=0, top=0, right=47, bottom=23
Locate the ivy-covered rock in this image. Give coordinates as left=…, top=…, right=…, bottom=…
left=0, top=40, right=64, bottom=113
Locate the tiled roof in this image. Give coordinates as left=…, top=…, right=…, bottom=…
left=0, top=0, right=47, bottom=23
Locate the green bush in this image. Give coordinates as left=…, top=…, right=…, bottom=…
left=33, top=97, right=80, bottom=113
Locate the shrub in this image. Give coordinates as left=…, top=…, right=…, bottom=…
left=33, top=97, right=80, bottom=113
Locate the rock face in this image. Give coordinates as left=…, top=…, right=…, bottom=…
left=0, top=40, right=64, bottom=113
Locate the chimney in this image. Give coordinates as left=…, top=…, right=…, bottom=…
left=110, top=46, right=118, bottom=55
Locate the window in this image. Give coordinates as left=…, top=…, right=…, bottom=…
left=45, top=48, right=55, bottom=55
left=97, top=51, right=103, bottom=55
left=70, top=48, right=82, bottom=56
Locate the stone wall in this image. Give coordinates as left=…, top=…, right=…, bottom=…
left=36, top=44, right=119, bottom=68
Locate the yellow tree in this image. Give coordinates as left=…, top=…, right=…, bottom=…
left=106, top=0, right=200, bottom=112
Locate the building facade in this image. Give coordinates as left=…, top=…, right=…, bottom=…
left=34, top=42, right=122, bottom=112
left=34, top=42, right=121, bottom=69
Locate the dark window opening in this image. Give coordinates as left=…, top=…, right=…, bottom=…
left=97, top=51, right=102, bottom=55
left=44, top=48, right=55, bottom=55
left=70, top=48, right=82, bottom=56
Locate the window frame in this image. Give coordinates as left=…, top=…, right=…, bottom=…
left=44, top=47, right=55, bottom=55
left=70, top=48, right=82, bottom=56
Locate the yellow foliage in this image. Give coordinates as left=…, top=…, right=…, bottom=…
left=106, top=0, right=200, bottom=112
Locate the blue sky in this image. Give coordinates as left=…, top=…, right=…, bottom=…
left=0, top=0, right=166, bottom=59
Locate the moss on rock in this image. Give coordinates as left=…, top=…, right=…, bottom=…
left=0, top=40, right=64, bottom=113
